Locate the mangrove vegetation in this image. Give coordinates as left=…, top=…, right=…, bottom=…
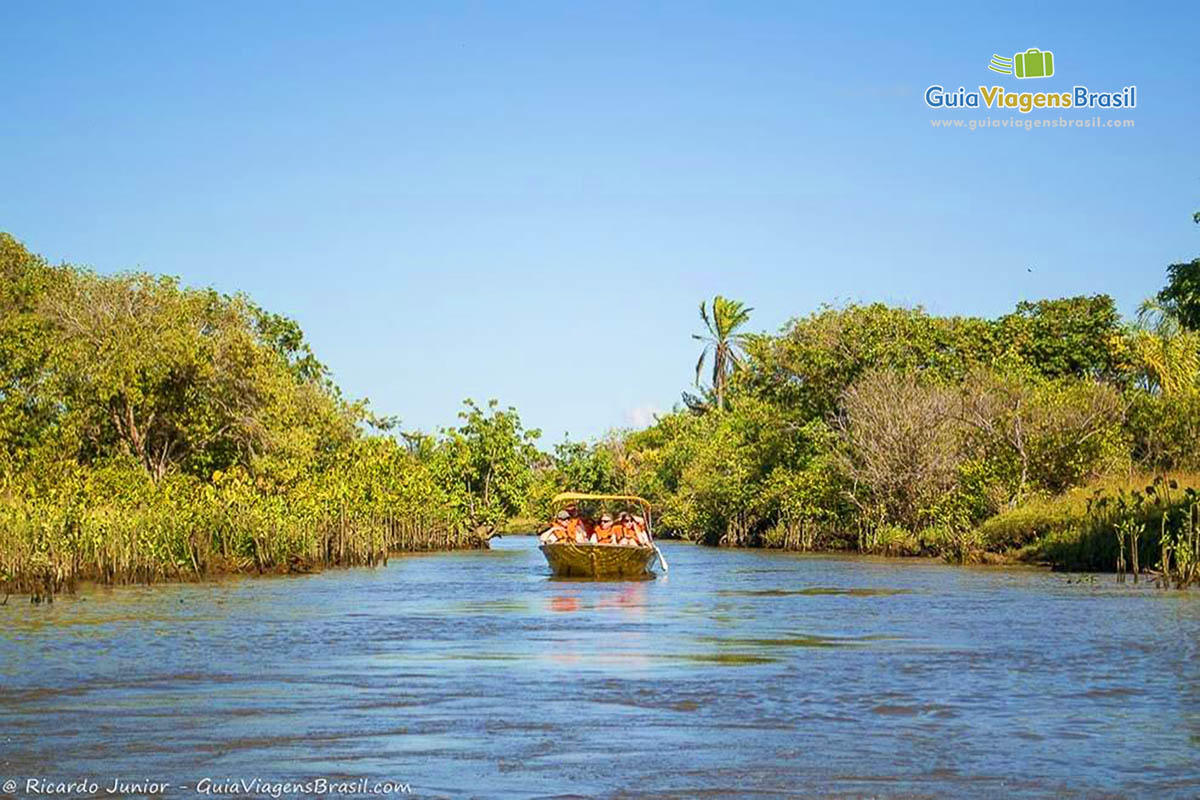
left=3, top=221, right=1200, bottom=597
left=0, top=234, right=540, bottom=598
left=527, top=226, right=1200, bottom=582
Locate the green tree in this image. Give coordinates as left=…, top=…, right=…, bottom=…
left=1155, top=258, right=1200, bottom=332
left=996, top=295, right=1128, bottom=381
left=40, top=272, right=285, bottom=481
left=550, top=439, right=618, bottom=494
left=1131, top=298, right=1200, bottom=395
left=1127, top=391, right=1200, bottom=472
left=435, top=400, right=541, bottom=534
left=745, top=304, right=998, bottom=419
left=0, top=235, right=60, bottom=478
left=250, top=305, right=329, bottom=383
left=958, top=369, right=1125, bottom=504
left=692, top=296, right=752, bottom=412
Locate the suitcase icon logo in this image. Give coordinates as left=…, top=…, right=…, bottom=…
left=988, top=48, right=1055, bottom=79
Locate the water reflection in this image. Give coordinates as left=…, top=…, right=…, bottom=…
left=547, top=578, right=649, bottom=616
left=548, top=595, right=580, bottom=613
left=717, top=586, right=910, bottom=597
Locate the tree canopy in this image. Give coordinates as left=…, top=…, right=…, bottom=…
left=0, top=233, right=541, bottom=592
left=3, top=227, right=1199, bottom=589
left=533, top=249, right=1199, bottom=558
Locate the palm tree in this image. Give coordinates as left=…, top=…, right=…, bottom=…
left=692, top=295, right=753, bottom=411
left=1133, top=298, right=1200, bottom=395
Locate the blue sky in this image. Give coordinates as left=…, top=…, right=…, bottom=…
left=3, top=1, right=1197, bottom=443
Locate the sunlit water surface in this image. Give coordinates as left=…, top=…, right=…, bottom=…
left=2, top=537, right=1199, bottom=799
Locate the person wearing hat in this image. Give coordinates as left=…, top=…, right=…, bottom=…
left=539, top=510, right=572, bottom=544
left=564, top=503, right=592, bottom=542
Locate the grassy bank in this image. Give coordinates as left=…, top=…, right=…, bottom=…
left=976, top=472, right=1200, bottom=582
left=494, top=516, right=542, bottom=536
left=0, top=477, right=486, bottom=602
left=642, top=472, right=1200, bottom=585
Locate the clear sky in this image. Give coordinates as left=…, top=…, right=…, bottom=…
left=3, top=1, right=1197, bottom=443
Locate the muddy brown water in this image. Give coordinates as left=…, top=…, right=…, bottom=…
left=1, top=537, right=1199, bottom=799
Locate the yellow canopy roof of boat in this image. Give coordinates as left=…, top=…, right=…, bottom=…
left=551, top=492, right=651, bottom=512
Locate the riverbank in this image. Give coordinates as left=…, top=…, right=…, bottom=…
left=8, top=469, right=1199, bottom=602
left=494, top=516, right=543, bottom=536
left=656, top=472, right=1200, bottom=582
left=0, top=235, right=541, bottom=602
left=0, top=493, right=488, bottom=602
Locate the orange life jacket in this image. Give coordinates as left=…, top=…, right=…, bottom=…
left=563, top=518, right=587, bottom=542
left=615, top=523, right=638, bottom=543
left=594, top=523, right=619, bottom=544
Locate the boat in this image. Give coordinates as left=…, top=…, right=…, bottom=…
left=538, top=492, right=668, bottom=578
left=541, top=538, right=659, bottom=578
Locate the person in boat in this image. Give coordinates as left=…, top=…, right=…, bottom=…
left=565, top=504, right=593, bottom=543
left=630, top=514, right=651, bottom=547
left=615, top=512, right=640, bottom=547
left=542, top=506, right=590, bottom=544
left=564, top=503, right=593, bottom=542
left=539, top=510, right=572, bottom=544
left=591, top=513, right=620, bottom=545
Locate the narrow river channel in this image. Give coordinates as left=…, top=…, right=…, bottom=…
left=2, top=536, right=1198, bottom=798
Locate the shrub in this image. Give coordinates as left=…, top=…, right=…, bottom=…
left=918, top=525, right=983, bottom=563
left=976, top=497, right=1078, bottom=551
left=859, top=524, right=920, bottom=557
left=1127, top=390, right=1200, bottom=472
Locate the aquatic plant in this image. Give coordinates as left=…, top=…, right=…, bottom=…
left=1156, top=491, right=1200, bottom=588
left=0, top=453, right=490, bottom=599
left=1020, top=477, right=1200, bottom=585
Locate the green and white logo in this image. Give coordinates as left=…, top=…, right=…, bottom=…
left=989, top=48, right=1055, bottom=79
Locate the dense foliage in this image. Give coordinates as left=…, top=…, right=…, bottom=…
left=0, top=234, right=540, bottom=596
left=4, top=225, right=1199, bottom=592
left=535, top=266, right=1200, bottom=570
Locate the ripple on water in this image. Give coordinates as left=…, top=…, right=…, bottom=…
left=695, top=633, right=902, bottom=649
left=3, top=537, right=1199, bottom=799
left=716, top=587, right=911, bottom=597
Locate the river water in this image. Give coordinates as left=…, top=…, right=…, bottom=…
left=1, top=536, right=1198, bottom=799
